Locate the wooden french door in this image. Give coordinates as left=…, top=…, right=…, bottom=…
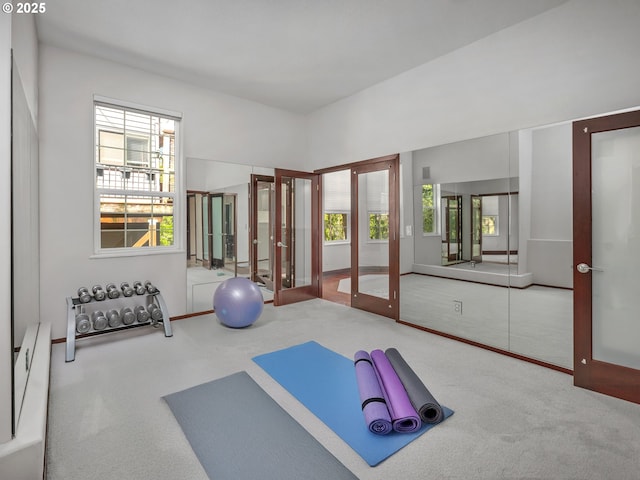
left=442, top=195, right=462, bottom=263
left=471, top=195, right=483, bottom=263
left=350, top=155, right=400, bottom=320
left=250, top=175, right=275, bottom=290
left=573, top=109, right=640, bottom=404
left=273, top=169, right=320, bottom=306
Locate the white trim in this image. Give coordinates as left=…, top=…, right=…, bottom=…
left=90, top=248, right=185, bottom=259
left=93, top=94, right=182, bottom=120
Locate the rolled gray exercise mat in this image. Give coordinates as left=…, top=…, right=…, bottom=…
left=370, top=349, right=421, bottom=433
left=353, top=350, right=392, bottom=435
left=384, top=348, right=444, bottom=424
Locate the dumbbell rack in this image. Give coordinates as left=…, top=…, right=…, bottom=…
left=65, top=288, right=172, bottom=362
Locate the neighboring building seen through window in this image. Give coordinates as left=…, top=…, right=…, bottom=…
left=95, top=102, right=179, bottom=250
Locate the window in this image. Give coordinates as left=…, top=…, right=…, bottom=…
left=369, top=213, right=389, bottom=240
left=324, top=212, right=348, bottom=242
left=482, top=215, right=499, bottom=236
left=422, top=184, right=439, bottom=235
left=481, top=195, right=500, bottom=236
left=95, top=101, right=180, bottom=252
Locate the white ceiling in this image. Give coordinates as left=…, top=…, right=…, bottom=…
left=35, top=0, right=567, bottom=113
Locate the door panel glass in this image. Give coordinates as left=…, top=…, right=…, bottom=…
left=212, top=195, right=223, bottom=267
left=256, top=180, right=274, bottom=287
left=591, top=126, right=640, bottom=369
left=202, top=195, right=209, bottom=263
left=280, top=177, right=312, bottom=289
left=358, top=169, right=389, bottom=300
left=223, top=195, right=236, bottom=273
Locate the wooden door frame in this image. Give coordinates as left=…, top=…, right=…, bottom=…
left=209, top=193, right=225, bottom=269
left=573, top=109, right=640, bottom=404
left=222, top=193, right=238, bottom=276
left=273, top=168, right=321, bottom=306
left=349, top=155, right=400, bottom=320
left=201, top=193, right=212, bottom=269
left=442, top=195, right=462, bottom=262
left=250, top=174, right=274, bottom=287
left=471, top=195, right=483, bottom=263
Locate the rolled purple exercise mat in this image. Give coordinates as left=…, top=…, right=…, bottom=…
left=353, top=351, right=393, bottom=435
left=370, top=349, right=421, bottom=433
left=384, top=348, right=444, bottom=424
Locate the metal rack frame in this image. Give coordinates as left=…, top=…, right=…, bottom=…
left=65, top=290, right=172, bottom=362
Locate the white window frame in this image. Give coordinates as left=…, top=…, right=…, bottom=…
left=92, top=96, right=184, bottom=257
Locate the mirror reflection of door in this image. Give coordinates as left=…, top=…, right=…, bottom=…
left=471, top=195, right=483, bottom=263
left=187, top=191, right=207, bottom=267
left=442, top=195, right=462, bottom=264
left=350, top=156, right=400, bottom=320
left=222, top=194, right=237, bottom=276
left=202, top=193, right=211, bottom=269
left=210, top=193, right=223, bottom=269
left=250, top=175, right=275, bottom=291
left=274, top=169, right=320, bottom=306
left=186, top=193, right=197, bottom=266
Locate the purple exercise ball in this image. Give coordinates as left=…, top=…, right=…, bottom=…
left=213, top=277, right=264, bottom=328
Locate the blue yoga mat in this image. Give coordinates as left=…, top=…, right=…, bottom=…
left=252, top=341, right=454, bottom=466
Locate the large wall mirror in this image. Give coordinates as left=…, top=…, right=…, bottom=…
left=401, top=123, right=573, bottom=370
left=185, top=158, right=274, bottom=313
left=184, top=122, right=574, bottom=370
left=11, top=56, right=41, bottom=433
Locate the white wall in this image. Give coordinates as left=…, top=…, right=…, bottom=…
left=39, top=45, right=307, bottom=340
left=307, top=1, right=640, bottom=170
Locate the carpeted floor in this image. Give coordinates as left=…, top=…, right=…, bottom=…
left=46, top=299, right=640, bottom=480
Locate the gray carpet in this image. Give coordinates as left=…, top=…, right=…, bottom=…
left=163, top=371, right=358, bottom=480
left=46, top=299, right=640, bottom=480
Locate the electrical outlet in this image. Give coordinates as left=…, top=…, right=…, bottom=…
left=453, top=300, right=463, bottom=315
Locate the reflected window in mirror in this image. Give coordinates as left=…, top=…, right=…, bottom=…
left=481, top=196, right=499, bottom=236
left=421, top=183, right=440, bottom=235
left=324, top=212, right=349, bottom=242
left=368, top=213, right=390, bottom=240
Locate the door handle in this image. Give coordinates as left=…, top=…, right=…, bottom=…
left=576, top=263, right=603, bottom=274
left=253, top=239, right=258, bottom=245
left=277, top=241, right=288, bottom=248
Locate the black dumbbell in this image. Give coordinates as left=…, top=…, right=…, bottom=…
left=107, top=309, right=122, bottom=328
left=134, top=305, right=150, bottom=323
left=147, top=303, right=163, bottom=323
left=77, top=287, right=92, bottom=304
left=105, top=283, right=121, bottom=299
left=120, top=307, right=135, bottom=325
left=144, top=281, right=158, bottom=294
left=120, top=282, right=134, bottom=297
left=75, top=313, right=91, bottom=334
left=133, top=281, right=146, bottom=295
left=91, top=311, right=108, bottom=331
left=92, top=285, right=106, bottom=301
